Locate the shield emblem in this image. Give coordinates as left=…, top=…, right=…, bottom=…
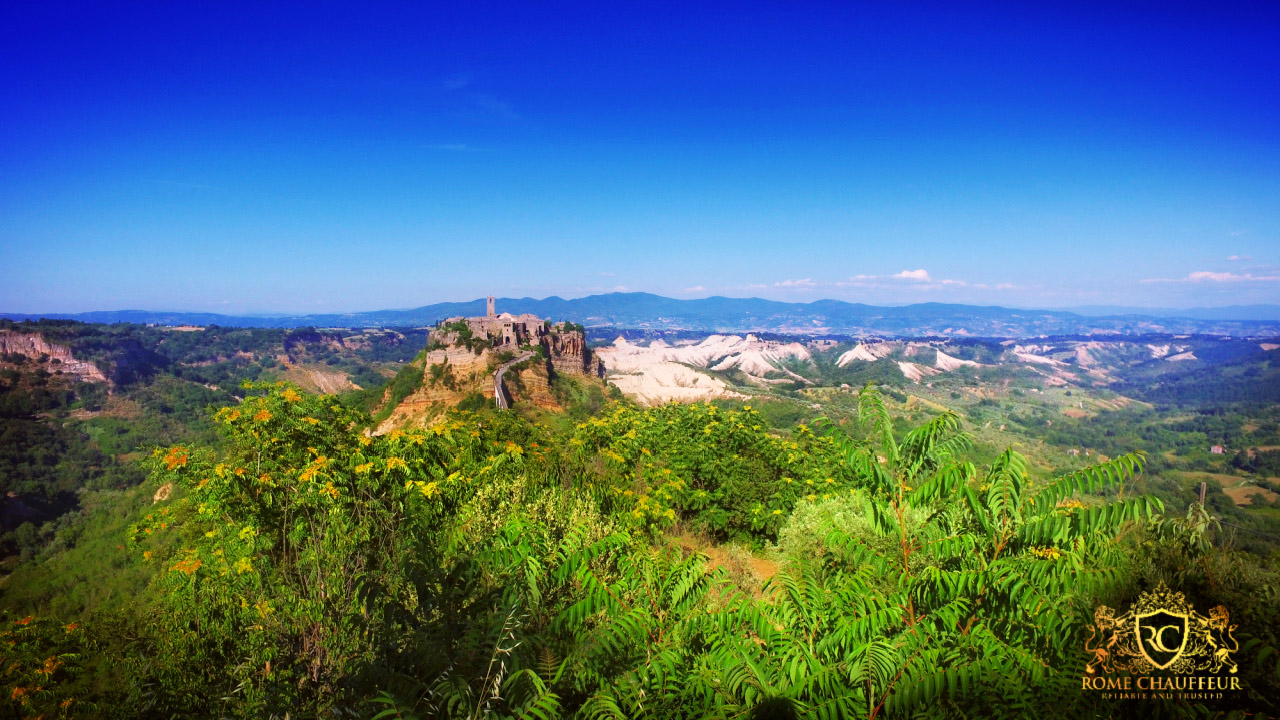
left=1135, top=610, right=1189, bottom=669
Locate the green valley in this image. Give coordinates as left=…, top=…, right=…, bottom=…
left=2, top=320, right=1278, bottom=719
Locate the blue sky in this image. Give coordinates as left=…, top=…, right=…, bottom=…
left=2, top=2, right=1277, bottom=313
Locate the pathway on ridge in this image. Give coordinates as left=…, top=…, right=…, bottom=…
left=493, top=351, right=534, bottom=410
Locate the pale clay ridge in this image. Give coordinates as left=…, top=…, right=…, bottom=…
left=596, top=335, right=810, bottom=405
left=1015, top=343, right=1055, bottom=355
left=897, top=361, right=942, bottom=383
left=836, top=342, right=894, bottom=367
left=1013, top=352, right=1061, bottom=366
left=1148, top=344, right=1171, bottom=359
left=1074, top=343, right=1098, bottom=367
left=1166, top=351, right=1197, bottom=362
left=639, top=334, right=812, bottom=373
left=934, top=350, right=982, bottom=371
left=1011, top=345, right=1063, bottom=367
left=837, top=342, right=983, bottom=374
left=606, top=363, right=744, bottom=405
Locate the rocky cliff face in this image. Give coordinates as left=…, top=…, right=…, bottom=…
left=283, top=330, right=349, bottom=363
left=0, top=332, right=107, bottom=383
left=374, top=347, right=496, bottom=433
left=422, top=346, right=496, bottom=400
left=375, top=322, right=610, bottom=430
left=544, top=330, right=604, bottom=378
left=505, top=362, right=562, bottom=411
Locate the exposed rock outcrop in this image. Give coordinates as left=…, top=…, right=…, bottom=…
left=375, top=300, right=609, bottom=427
left=897, top=361, right=942, bottom=384
left=836, top=342, right=894, bottom=366
left=0, top=332, right=107, bottom=383
left=934, top=350, right=983, bottom=371
left=505, top=366, right=562, bottom=411
left=545, top=330, right=604, bottom=378
left=421, top=347, right=497, bottom=404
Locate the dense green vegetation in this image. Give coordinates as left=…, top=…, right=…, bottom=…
left=1116, top=346, right=1280, bottom=407
left=5, top=322, right=1280, bottom=718
left=0, top=321, right=427, bottom=568
left=2, top=380, right=1277, bottom=718
left=0, top=319, right=428, bottom=395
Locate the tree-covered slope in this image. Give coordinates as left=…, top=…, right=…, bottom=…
left=4, top=383, right=1276, bottom=718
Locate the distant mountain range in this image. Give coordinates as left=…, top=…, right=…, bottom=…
left=1060, top=305, right=1280, bottom=322
left=5, top=294, right=1279, bottom=337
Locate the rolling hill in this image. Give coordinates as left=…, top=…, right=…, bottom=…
left=5, top=293, right=1280, bottom=337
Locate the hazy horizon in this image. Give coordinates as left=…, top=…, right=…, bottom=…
left=5, top=289, right=1280, bottom=320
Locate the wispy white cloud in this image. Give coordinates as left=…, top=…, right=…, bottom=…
left=833, top=269, right=1007, bottom=291
left=1227, top=255, right=1252, bottom=262
left=683, top=285, right=706, bottom=293
left=597, top=271, right=616, bottom=277
left=763, top=271, right=1017, bottom=295
left=893, top=268, right=931, bottom=282
left=1142, top=270, right=1280, bottom=284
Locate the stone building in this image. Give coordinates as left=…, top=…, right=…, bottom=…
left=440, top=296, right=548, bottom=349
left=371, top=298, right=608, bottom=431
left=434, top=297, right=603, bottom=378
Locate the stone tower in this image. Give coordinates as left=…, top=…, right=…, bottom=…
left=486, top=296, right=495, bottom=317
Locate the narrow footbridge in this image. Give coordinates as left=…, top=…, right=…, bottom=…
left=493, top=351, right=534, bottom=410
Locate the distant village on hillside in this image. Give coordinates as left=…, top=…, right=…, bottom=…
left=432, top=296, right=604, bottom=379
left=374, top=297, right=605, bottom=430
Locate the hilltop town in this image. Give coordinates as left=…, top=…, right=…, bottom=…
left=373, top=297, right=605, bottom=431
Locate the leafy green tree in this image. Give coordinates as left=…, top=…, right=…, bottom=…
left=554, top=385, right=1161, bottom=718
left=139, top=383, right=458, bottom=715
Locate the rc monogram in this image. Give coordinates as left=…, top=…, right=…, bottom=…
left=1085, top=583, right=1239, bottom=676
